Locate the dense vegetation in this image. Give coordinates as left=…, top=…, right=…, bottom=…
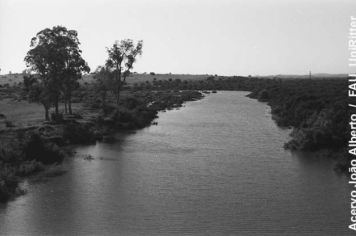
left=248, top=79, right=347, bottom=152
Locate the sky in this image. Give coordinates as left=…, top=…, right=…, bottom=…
left=0, top=0, right=355, bottom=76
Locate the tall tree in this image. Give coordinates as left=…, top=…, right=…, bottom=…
left=24, top=26, right=89, bottom=118
left=105, top=39, right=143, bottom=104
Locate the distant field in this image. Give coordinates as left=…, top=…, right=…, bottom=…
left=122, top=73, right=211, bottom=84
left=0, top=72, right=348, bottom=86
left=0, top=73, right=212, bottom=86
left=0, top=74, right=24, bottom=86
left=81, top=73, right=212, bottom=85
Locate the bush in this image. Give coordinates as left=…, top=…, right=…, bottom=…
left=15, top=161, right=45, bottom=177
left=63, top=123, right=96, bottom=144
left=0, top=146, right=21, bottom=163
left=5, top=120, right=15, bottom=128
left=51, top=112, right=64, bottom=122
left=24, top=132, right=64, bottom=164
left=258, top=89, right=269, bottom=100
left=0, top=167, right=23, bottom=203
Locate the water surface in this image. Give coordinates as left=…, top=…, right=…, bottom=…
left=0, top=92, right=351, bottom=235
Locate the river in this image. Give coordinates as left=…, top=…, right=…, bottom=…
left=0, top=91, right=351, bottom=235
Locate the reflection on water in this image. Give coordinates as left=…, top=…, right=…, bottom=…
left=0, top=91, right=351, bottom=235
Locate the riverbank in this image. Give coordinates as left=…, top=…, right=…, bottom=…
left=0, top=87, right=204, bottom=203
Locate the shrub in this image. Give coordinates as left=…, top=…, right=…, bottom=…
left=258, top=89, right=269, bottom=101
left=5, top=120, right=15, bottom=128
left=0, top=146, right=21, bottom=163
left=0, top=167, right=22, bottom=203
left=24, top=132, right=64, bottom=164
left=63, top=123, right=96, bottom=144
left=51, top=112, right=64, bottom=123
left=15, top=161, right=45, bottom=177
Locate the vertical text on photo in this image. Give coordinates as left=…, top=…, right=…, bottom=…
left=348, top=15, right=356, bottom=231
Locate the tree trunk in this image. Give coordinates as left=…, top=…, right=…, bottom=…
left=55, top=99, right=59, bottom=115
left=116, top=78, right=122, bottom=105
left=44, top=106, right=49, bottom=121
left=101, top=91, right=106, bottom=108
left=115, top=65, right=122, bottom=105
left=66, top=89, right=73, bottom=115
left=64, top=99, right=68, bottom=114
left=116, top=87, right=121, bottom=105
left=68, top=95, right=72, bottom=115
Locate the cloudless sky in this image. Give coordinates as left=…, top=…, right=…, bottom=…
left=0, top=0, right=355, bottom=76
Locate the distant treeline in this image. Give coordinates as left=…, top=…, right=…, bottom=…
left=131, top=76, right=258, bottom=91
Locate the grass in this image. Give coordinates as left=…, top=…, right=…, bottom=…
left=0, top=98, right=84, bottom=129
left=0, top=98, right=45, bottom=128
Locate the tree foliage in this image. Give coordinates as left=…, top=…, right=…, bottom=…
left=24, top=25, right=89, bottom=119
left=105, top=39, right=143, bottom=104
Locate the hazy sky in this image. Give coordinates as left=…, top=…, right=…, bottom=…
left=0, top=0, right=355, bottom=76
